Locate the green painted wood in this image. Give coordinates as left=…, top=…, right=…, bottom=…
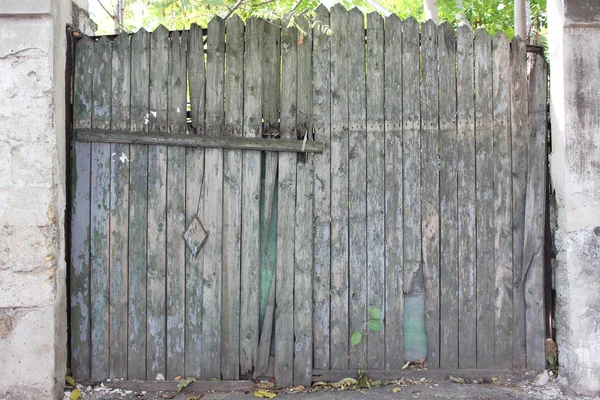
left=311, top=4, right=332, bottom=372
left=70, top=36, right=93, bottom=380
left=147, top=25, right=169, bottom=379
left=329, top=3, right=350, bottom=370
left=256, top=272, right=276, bottom=378
left=185, top=22, right=206, bottom=378
left=109, top=32, right=131, bottom=379
left=456, top=25, right=477, bottom=369
left=383, top=14, right=404, bottom=370
left=474, top=28, right=495, bottom=369
left=438, top=22, right=458, bottom=370
left=258, top=181, right=278, bottom=331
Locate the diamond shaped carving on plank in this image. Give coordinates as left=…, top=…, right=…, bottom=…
left=183, top=215, right=209, bottom=258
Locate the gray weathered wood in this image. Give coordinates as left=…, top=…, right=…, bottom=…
left=71, top=36, right=93, bottom=379
left=329, top=3, right=350, bottom=370
left=221, top=14, right=244, bottom=381
left=147, top=25, right=169, bottom=379
left=420, top=19, right=440, bottom=369
left=109, top=32, right=130, bottom=379
left=438, top=22, right=458, bottom=370
left=311, top=4, right=332, bottom=372
left=255, top=272, right=276, bottom=378
left=366, top=11, right=385, bottom=370
left=90, top=36, right=112, bottom=380
left=384, top=14, right=404, bottom=370
left=185, top=22, right=206, bottom=378
left=202, top=16, right=225, bottom=379
left=492, top=32, right=513, bottom=369
left=239, top=17, right=263, bottom=377
left=166, top=30, right=187, bottom=379
left=524, top=54, right=547, bottom=371
left=474, top=28, right=495, bottom=369
left=456, top=25, right=477, bottom=369
left=510, top=37, right=528, bottom=370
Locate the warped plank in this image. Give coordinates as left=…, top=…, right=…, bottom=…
left=420, top=19, right=440, bottom=369
left=185, top=22, right=206, bottom=378
left=510, top=37, right=528, bottom=370
left=456, top=25, right=477, bottom=369
left=366, top=11, right=385, bottom=370
left=311, top=4, right=332, bottom=372
left=255, top=272, right=276, bottom=377
left=438, top=22, right=458, bottom=369
left=70, top=36, right=93, bottom=379
left=147, top=25, right=169, bottom=379
left=221, top=14, right=244, bottom=380
left=240, top=17, right=263, bottom=376
left=109, top=32, right=130, bottom=379
left=383, top=14, right=404, bottom=369
left=202, top=16, right=225, bottom=379
left=166, top=30, right=187, bottom=379
left=90, top=36, right=112, bottom=380
left=474, top=29, right=495, bottom=369
left=329, top=4, right=350, bottom=370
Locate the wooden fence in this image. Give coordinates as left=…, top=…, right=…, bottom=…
left=69, top=4, right=548, bottom=388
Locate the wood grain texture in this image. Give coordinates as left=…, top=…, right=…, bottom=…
left=383, top=14, right=404, bottom=369
left=71, top=36, right=93, bottom=379
left=438, top=22, right=458, bottom=370
left=311, top=4, right=332, bottom=372
left=255, top=273, right=276, bottom=377
left=456, top=25, right=477, bottom=369
left=474, top=29, right=495, bottom=369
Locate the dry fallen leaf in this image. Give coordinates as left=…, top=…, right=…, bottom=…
left=294, top=385, right=306, bottom=392
left=174, top=376, right=182, bottom=381
left=449, top=376, right=466, bottom=384
left=162, top=395, right=175, bottom=399
left=256, top=382, right=275, bottom=389
left=254, top=389, right=277, bottom=398
left=70, top=388, right=81, bottom=400
left=401, top=361, right=411, bottom=370
left=177, top=377, right=197, bottom=392
left=65, top=376, right=76, bottom=386
left=392, top=387, right=402, bottom=393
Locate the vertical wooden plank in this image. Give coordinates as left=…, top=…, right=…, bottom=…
left=383, top=14, right=404, bottom=370
left=474, top=28, right=495, bottom=369
left=456, top=25, right=477, bottom=369
left=492, top=32, right=513, bottom=369
left=240, top=17, right=263, bottom=377
left=147, top=25, right=169, bottom=379
left=90, top=36, right=112, bottom=380
left=312, top=4, right=332, bottom=372
left=202, top=16, right=225, bottom=379
left=510, top=37, right=528, bottom=370
left=222, top=14, right=244, bottom=381
left=524, top=55, right=547, bottom=371
left=71, top=37, right=93, bottom=379
left=438, top=22, right=458, bottom=369
left=366, top=11, right=385, bottom=370
left=166, top=30, right=187, bottom=379
left=185, top=22, right=206, bottom=378
left=329, top=4, right=350, bottom=370
left=420, top=19, right=440, bottom=369
left=109, top=32, right=130, bottom=379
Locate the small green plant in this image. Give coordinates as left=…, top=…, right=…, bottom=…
left=351, top=307, right=384, bottom=347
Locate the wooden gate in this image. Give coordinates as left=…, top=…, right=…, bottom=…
left=69, top=4, right=548, bottom=388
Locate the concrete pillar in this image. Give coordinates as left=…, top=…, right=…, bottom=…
left=548, top=0, right=600, bottom=396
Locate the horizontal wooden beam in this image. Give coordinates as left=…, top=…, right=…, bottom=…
left=312, top=369, right=536, bottom=382
left=76, top=128, right=323, bottom=154
left=75, top=379, right=255, bottom=392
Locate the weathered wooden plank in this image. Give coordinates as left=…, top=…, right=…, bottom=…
left=255, top=273, right=276, bottom=378
left=366, top=11, right=385, bottom=370
left=147, top=25, right=169, bottom=379
left=312, top=369, right=537, bottom=383
left=524, top=54, right=547, bottom=371
left=311, top=4, right=332, bottom=372
left=185, top=22, right=206, bottom=378
left=128, top=27, right=150, bottom=381
left=240, top=17, right=263, bottom=376
left=70, top=36, right=93, bottom=380
left=456, top=25, right=477, bottom=369
left=492, top=32, right=513, bottom=369
left=474, top=28, right=495, bottom=369
left=97, top=380, right=255, bottom=392
left=438, top=22, right=458, bottom=370
left=420, top=19, right=440, bottom=369
left=221, top=14, right=244, bottom=381
left=329, top=3, right=350, bottom=370
left=90, top=36, right=112, bottom=380
left=166, top=30, right=187, bottom=379
left=293, top=17, right=313, bottom=387
left=109, top=32, right=130, bottom=379
left=202, top=16, right=225, bottom=379
left=383, top=14, right=404, bottom=370
left=510, top=37, right=528, bottom=370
